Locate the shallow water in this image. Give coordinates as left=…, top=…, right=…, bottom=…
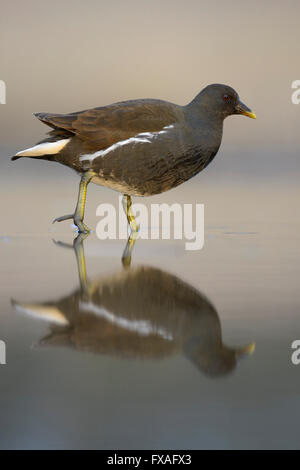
left=0, top=179, right=299, bottom=449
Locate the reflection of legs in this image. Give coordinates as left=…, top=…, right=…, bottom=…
left=122, top=194, right=139, bottom=232
left=53, top=171, right=94, bottom=233
left=53, top=233, right=90, bottom=293
left=73, top=233, right=89, bottom=293
left=122, top=231, right=138, bottom=268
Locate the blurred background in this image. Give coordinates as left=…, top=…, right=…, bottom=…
left=1, top=0, right=300, bottom=232
left=0, top=0, right=300, bottom=450
left=1, top=0, right=300, bottom=172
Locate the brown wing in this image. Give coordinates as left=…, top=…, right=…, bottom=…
left=34, top=99, right=182, bottom=149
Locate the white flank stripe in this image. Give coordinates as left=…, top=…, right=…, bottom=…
left=16, top=138, right=71, bottom=157
left=80, top=124, right=174, bottom=163
left=80, top=301, right=173, bottom=340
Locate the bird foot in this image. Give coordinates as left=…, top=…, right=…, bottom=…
left=53, top=214, right=91, bottom=233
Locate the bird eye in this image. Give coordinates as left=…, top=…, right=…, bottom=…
left=222, top=94, right=232, bottom=102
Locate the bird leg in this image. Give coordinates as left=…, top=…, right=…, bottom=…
left=53, top=233, right=90, bottom=295
left=122, top=194, right=139, bottom=233
left=53, top=171, right=94, bottom=233
left=122, top=230, right=138, bottom=268
left=73, top=233, right=90, bottom=294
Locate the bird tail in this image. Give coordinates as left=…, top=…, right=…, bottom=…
left=11, top=137, right=71, bottom=161
left=11, top=298, right=69, bottom=325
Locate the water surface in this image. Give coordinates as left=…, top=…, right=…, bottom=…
left=0, top=180, right=299, bottom=449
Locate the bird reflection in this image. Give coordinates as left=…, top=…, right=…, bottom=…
left=12, top=234, right=255, bottom=377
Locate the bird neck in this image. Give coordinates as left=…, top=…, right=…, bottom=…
left=185, top=101, right=224, bottom=127
left=184, top=105, right=224, bottom=146
left=185, top=93, right=225, bottom=126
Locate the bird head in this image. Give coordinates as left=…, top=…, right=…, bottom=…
left=183, top=337, right=255, bottom=378
left=190, top=83, right=256, bottom=121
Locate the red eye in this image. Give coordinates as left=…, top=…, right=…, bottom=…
left=223, top=94, right=232, bottom=102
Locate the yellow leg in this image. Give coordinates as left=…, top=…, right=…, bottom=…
left=73, top=233, right=90, bottom=293
left=53, top=171, right=94, bottom=233
left=53, top=233, right=90, bottom=294
left=122, top=194, right=139, bottom=233
left=122, top=231, right=138, bottom=268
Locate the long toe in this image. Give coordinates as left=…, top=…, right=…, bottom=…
left=53, top=214, right=74, bottom=224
